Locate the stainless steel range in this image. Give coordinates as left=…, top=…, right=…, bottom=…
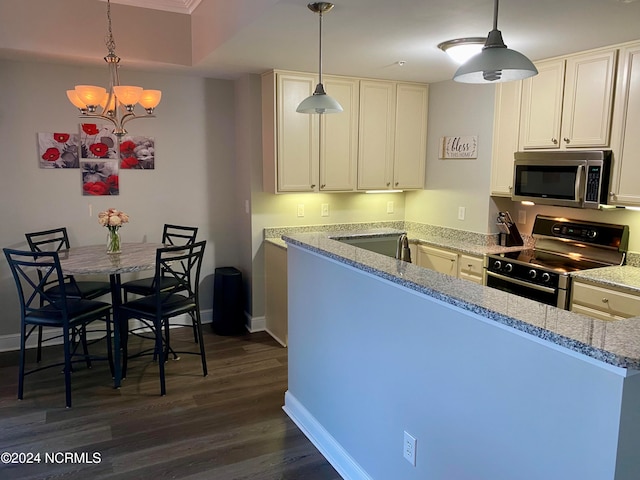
left=484, top=215, right=629, bottom=309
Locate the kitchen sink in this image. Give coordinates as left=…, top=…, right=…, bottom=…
left=334, top=234, right=402, bottom=259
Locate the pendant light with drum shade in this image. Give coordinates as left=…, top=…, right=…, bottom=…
left=296, top=2, right=343, bottom=114
left=453, top=0, right=538, bottom=83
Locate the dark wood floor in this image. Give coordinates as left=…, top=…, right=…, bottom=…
left=0, top=327, right=341, bottom=480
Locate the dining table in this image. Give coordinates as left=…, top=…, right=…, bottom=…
left=57, top=242, right=164, bottom=388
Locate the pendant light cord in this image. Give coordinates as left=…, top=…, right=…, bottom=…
left=493, top=0, right=499, bottom=31
left=105, top=0, right=116, bottom=56
left=318, top=9, right=324, bottom=85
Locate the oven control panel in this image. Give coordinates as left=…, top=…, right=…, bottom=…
left=533, top=215, right=629, bottom=250
left=486, top=257, right=561, bottom=289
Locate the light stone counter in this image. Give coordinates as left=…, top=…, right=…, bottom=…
left=571, top=265, right=640, bottom=295
left=283, top=231, right=640, bottom=370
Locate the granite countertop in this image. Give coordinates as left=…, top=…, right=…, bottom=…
left=571, top=265, right=640, bottom=295
left=266, top=224, right=529, bottom=257
left=283, top=231, right=640, bottom=371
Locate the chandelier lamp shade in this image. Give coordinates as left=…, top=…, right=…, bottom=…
left=453, top=0, right=538, bottom=84
left=66, top=0, right=161, bottom=136
left=437, top=37, right=486, bottom=64
left=296, top=2, right=343, bottom=114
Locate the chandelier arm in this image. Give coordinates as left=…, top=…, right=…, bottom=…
left=121, top=113, right=155, bottom=127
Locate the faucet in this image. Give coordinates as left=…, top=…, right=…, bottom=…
left=396, top=233, right=412, bottom=263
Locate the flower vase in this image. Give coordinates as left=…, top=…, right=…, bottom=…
left=107, top=227, right=121, bottom=254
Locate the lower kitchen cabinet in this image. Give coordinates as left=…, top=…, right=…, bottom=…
left=458, top=254, right=484, bottom=285
left=570, top=279, right=640, bottom=321
left=416, top=245, right=459, bottom=278
left=265, top=242, right=288, bottom=346
left=416, top=244, right=484, bottom=283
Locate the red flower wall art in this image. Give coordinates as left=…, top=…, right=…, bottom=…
left=81, top=161, right=119, bottom=196
left=37, top=123, right=156, bottom=195
left=119, top=136, right=155, bottom=169
left=80, top=123, right=118, bottom=160
left=37, top=132, right=80, bottom=168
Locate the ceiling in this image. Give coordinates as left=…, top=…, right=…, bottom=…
left=1, top=0, right=640, bottom=84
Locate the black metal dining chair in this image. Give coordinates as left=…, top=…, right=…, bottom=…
left=121, top=224, right=198, bottom=298
left=25, top=227, right=112, bottom=362
left=118, top=241, right=207, bottom=396
left=3, top=248, right=113, bottom=408
left=121, top=224, right=199, bottom=353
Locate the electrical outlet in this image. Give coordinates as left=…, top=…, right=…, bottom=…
left=403, top=431, right=417, bottom=466
left=458, top=206, right=466, bottom=221
left=297, top=204, right=305, bottom=217
left=518, top=210, right=526, bottom=225
left=387, top=201, right=394, bottom=214
left=321, top=203, right=329, bottom=217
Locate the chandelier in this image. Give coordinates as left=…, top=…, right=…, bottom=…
left=66, top=0, right=161, bottom=136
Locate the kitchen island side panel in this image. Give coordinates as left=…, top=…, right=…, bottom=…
left=285, top=244, right=640, bottom=480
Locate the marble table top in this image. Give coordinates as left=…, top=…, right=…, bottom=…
left=58, top=243, right=164, bottom=276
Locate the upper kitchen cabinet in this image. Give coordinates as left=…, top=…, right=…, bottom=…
left=357, top=81, right=428, bottom=190
left=490, top=80, right=522, bottom=197
left=519, top=48, right=617, bottom=150
left=262, top=70, right=359, bottom=193
left=263, top=71, right=317, bottom=193
left=610, top=42, right=640, bottom=206
left=320, top=75, right=359, bottom=192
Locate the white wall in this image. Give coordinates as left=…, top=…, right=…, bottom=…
left=0, top=59, right=238, bottom=337
left=405, top=80, right=496, bottom=234
left=286, top=245, right=640, bottom=480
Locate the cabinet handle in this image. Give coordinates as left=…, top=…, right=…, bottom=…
left=602, top=297, right=609, bottom=304
left=395, top=182, right=399, bottom=186
left=563, top=137, right=570, bottom=144
left=311, top=184, right=316, bottom=189
left=320, top=184, right=325, bottom=189
left=386, top=182, right=391, bottom=187
left=552, top=138, right=558, bottom=144
left=468, top=264, right=473, bottom=268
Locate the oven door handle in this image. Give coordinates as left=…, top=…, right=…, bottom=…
left=485, top=270, right=557, bottom=294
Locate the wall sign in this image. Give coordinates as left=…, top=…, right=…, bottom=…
left=439, top=135, right=478, bottom=159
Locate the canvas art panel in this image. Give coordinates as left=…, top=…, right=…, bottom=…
left=119, top=136, right=155, bottom=169
left=37, top=132, right=80, bottom=168
left=80, top=123, right=118, bottom=160
left=81, top=160, right=119, bottom=196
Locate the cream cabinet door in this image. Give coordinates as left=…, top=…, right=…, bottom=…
left=561, top=49, right=617, bottom=148
left=570, top=279, right=640, bottom=321
left=393, top=83, right=428, bottom=190
left=491, top=81, right=522, bottom=196
left=416, top=245, right=458, bottom=277
left=357, top=80, right=396, bottom=190
left=265, top=242, right=288, bottom=346
left=610, top=43, right=640, bottom=206
left=262, top=71, right=319, bottom=193
left=320, top=76, right=359, bottom=192
left=519, top=59, right=565, bottom=149
left=276, top=73, right=319, bottom=192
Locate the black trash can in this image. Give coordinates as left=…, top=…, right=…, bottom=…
left=212, top=267, right=245, bottom=335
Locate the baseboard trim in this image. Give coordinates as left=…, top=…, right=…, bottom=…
left=247, top=314, right=265, bottom=333
left=0, top=310, right=214, bottom=353
left=282, top=391, right=372, bottom=480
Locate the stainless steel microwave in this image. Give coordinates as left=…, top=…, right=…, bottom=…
left=511, top=151, right=612, bottom=209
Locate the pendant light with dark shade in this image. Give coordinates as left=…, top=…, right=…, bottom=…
left=453, top=0, right=538, bottom=84
left=297, top=2, right=343, bottom=114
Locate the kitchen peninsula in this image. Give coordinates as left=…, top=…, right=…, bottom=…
left=282, top=232, right=640, bottom=480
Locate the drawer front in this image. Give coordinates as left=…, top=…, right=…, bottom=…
left=458, top=254, right=484, bottom=278
left=459, top=271, right=483, bottom=285
left=571, top=281, right=640, bottom=319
